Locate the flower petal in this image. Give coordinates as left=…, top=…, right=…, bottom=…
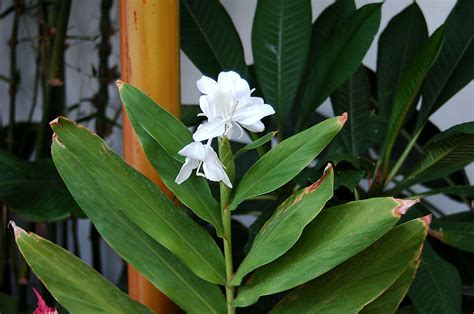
left=202, top=147, right=233, bottom=187
left=193, top=119, right=226, bottom=141
left=175, top=157, right=200, bottom=184
left=233, top=103, right=275, bottom=125
left=178, top=142, right=206, bottom=160
left=218, top=71, right=251, bottom=99
left=241, top=120, right=265, bottom=133
left=197, top=76, right=219, bottom=95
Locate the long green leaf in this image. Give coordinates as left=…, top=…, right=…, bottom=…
left=252, top=0, right=311, bottom=120
left=377, top=3, right=428, bottom=118
left=12, top=223, right=152, bottom=313
left=417, top=0, right=474, bottom=126
left=361, top=259, right=419, bottom=314
left=297, top=3, right=381, bottom=128
left=430, top=220, right=474, bottom=253
left=234, top=197, right=416, bottom=307
left=408, top=243, right=462, bottom=314
left=51, top=117, right=225, bottom=285
left=52, top=137, right=226, bottom=312
left=233, top=131, right=276, bottom=159
left=231, top=164, right=334, bottom=286
left=229, top=115, right=345, bottom=210
left=271, top=218, right=428, bottom=313
left=180, top=0, right=248, bottom=78
left=401, top=122, right=474, bottom=187
left=119, top=82, right=223, bottom=235
left=380, top=25, right=445, bottom=173
left=415, top=185, right=474, bottom=198
left=330, top=66, right=371, bottom=156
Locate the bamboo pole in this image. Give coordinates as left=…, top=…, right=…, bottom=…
left=118, top=1, right=181, bottom=313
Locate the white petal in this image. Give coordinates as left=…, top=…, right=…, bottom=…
left=233, top=103, right=275, bottom=125
left=178, top=142, right=206, bottom=160
left=241, top=120, right=265, bottom=133
left=175, top=157, right=200, bottom=184
left=202, top=147, right=233, bottom=187
left=197, top=76, right=219, bottom=95
left=217, top=71, right=241, bottom=92
left=193, top=119, right=226, bottom=141
left=199, top=95, right=214, bottom=118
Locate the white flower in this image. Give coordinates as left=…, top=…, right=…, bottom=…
left=175, top=141, right=232, bottom=188
left=193, top=71, right=275, bottom=141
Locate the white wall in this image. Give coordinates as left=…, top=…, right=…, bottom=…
left=1, top=0, right=473, bottom=282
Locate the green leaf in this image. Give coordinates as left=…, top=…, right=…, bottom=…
left=51, top=117, right=226, bottom=285
left=271, top=218, right=428, bottom=313
left=330, top=66, right=371, bottom=156
left=180, top=0, right=248, bottom=78
left=229, top=115, right=345, bottom=210
left=415, top=185, right=474, bottom=197
left=408, top=243, right=462, bottom=314
left=119, top=84, right=223, bottom=235
left=429, top=220, right=474, bottom=253
left=377, top=3, right=428, bottom=118
left=181, top=104, right=203, bottom=127
left=380, top=25, right=445, bottom=172
left=231, top=165, right=334, bottom=286
left=297, top=3, right=381, bottom=128
left=52, top=141, right=225, bottom=313
left=118, top=82, right=192, bottom=162
left=401, top=122, right=474, bottom=187
left=12, top=223, right=153, bottom=313
left=234, top=197, right=415, bottom=307
left=252, top=0, right=311, bottom=120
left=0, top=151, right=81, bottom=222
left=234, top=131, right=276, bottom=159
left=417, top=0, right=474, bottom=126
left=334, top=168, right=365, bottom=190
left=361, top=259, right=419, bottom=314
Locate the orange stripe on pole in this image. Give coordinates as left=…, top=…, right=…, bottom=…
left=119, top=0, right=182, bottom=312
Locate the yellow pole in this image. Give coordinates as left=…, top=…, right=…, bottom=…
left=119, top=1, right=181, bottom=312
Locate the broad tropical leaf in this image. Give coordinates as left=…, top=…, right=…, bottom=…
left=401, top=122, right=474, bottom=187
left=271, top=218, right=428, bottom=313
left=380, top=25, right=445, bottom=172
left=252, top=0, right=311, bottom=120
left=377, top=3, right=428, bottom=118
left=119, top=82, right=223, bottom=235
left=12, top=223, right=153, bottom=314
left=229, top=114, right=346, bottom=210
left=408, top=243, right=462, bottom=314
left=361, top=260, right=419, bottom=314
left=231, top=164, right=334, bottom=285
left=0, top=151, right=81, bottom=222
left=234, top=198, right=416, bottom=307
left=430, top=220, right=474, bottom=253
left=51, top=117, right=226, bottom=285
left=331, top=66, right=371, bottom=156
left=296, top=3, right=381, bottom=128
left=417, top=0, right=474, bottom=126
left=180, top=0, right=248, bottom=78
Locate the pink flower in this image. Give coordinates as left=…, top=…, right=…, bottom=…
left=33, top=288, right=58, bottom=314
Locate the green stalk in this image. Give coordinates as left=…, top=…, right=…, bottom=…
left=218, top=138, right=235, bottom=314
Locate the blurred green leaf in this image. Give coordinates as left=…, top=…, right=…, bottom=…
left=0, top=151, right=81, bottom=222
left=181, top=104, right=203, bottom=127
left=334, top=168, right=365, bottom=190
left=430, top=220, right=474, bottom=253
left=400, top=122, right=474, bottom=187
left=416, top=185, right=474, bottom=198
left=231, top=165, right=334, bottom=286
left=180, top=0, right=248, bottom=78
left=0, top=292, right=16, bottom=314
left=297, top=3, right=381, bottom=128
left=229, top=115, right=344, bottom=210
left=377, top=3, right=428, bottom=118
left=271, top=218, right=428, bottom=313
left=51, top=117, right=226, bottom=285
left=252, top=0, right=311, bottom=120
left=120, top=83, right=223, bottom=236
left=408, top=243, right=462, bottom=314
left=331, top=66, right=371, bottom=156
left=13, top=224, right=153, bottom=313
left=417, top=0, right=474, bottom=126
left=234, top=131, right=276, bottom=159
left=380, top=25, right=445, bottom=173
left=361, top=259, right=419, bottom=314
left=234, top=197, right=408, bottom=307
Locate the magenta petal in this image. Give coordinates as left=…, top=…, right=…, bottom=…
left=33, top=288, right=58, bottom=314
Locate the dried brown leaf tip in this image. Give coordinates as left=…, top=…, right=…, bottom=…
left=116, top=79, right=124, bottom=90
left=308, top=163, right=333, bottom=193
left=338, top=112, right=348, bottom=125
left=393, top=198, right=419, bottom=216
left=421, top=214, right=432, bottom=226
left=8, top=221, right=25, bottom=238
left=49, top=117, right=62, bottom=128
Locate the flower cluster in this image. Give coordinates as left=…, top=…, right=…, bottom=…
left=175, top=71, right=275, bottom=187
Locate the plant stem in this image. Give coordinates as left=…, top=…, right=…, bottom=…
left=218, top=138, right=235, bottom=314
